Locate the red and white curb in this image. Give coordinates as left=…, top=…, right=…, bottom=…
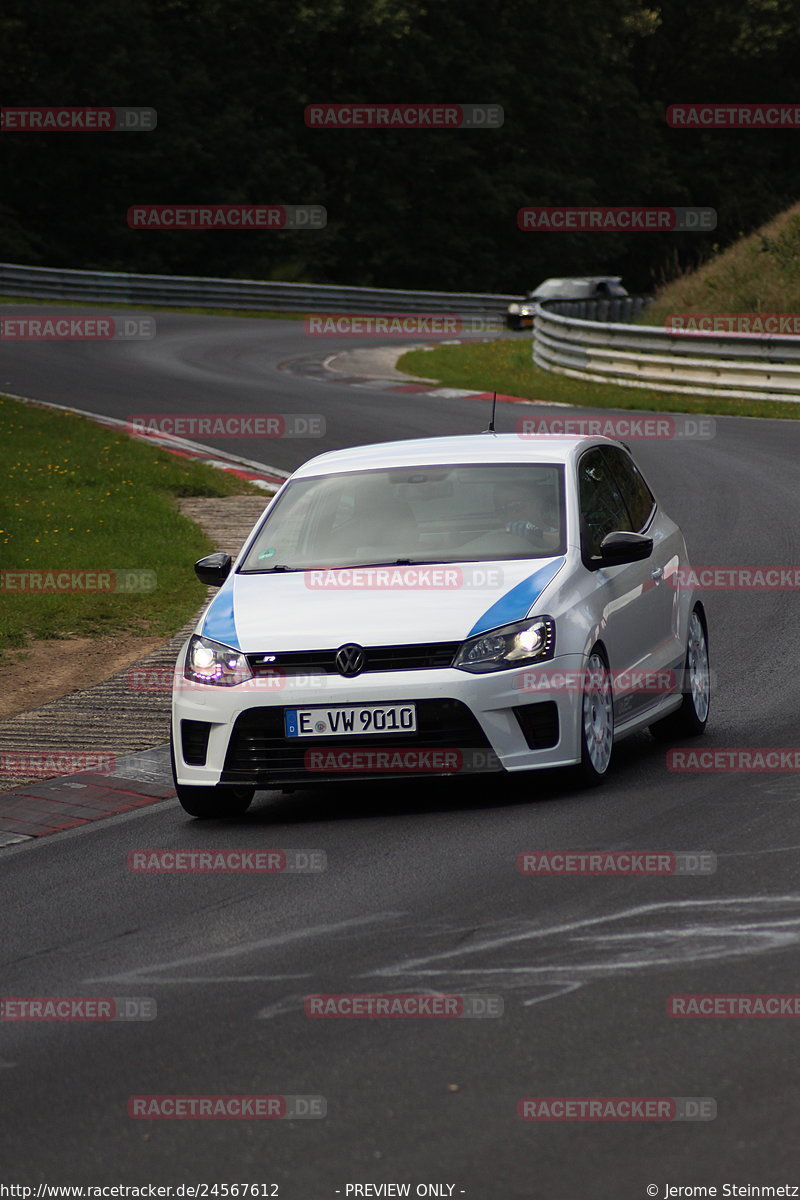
left=281, top=341, right=571, bottom=407
left=0, top=769, right=174, bottom=847
left=3, top=393, right=289, bottom=491
left=0, top=747, right=178, bottom=848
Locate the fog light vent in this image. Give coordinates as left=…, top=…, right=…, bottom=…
left=513, top=702, right=559, bottom=749
left=181, top=720, right=211, bottom=766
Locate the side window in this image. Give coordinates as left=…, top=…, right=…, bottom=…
left=602, top=447, right=655, bottom=532
left=578, top=449, right=631, bottom=561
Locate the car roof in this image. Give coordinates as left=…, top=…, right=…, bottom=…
left=530, top=276, right=623, bottom=289
left=291, top=433, right=624, bottom=478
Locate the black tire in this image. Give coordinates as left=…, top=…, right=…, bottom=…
left=650, top=605, right=710, bottom=742
left=571, top=646, right=614, bottom=788
left=170, top=734, right=254, bottom=818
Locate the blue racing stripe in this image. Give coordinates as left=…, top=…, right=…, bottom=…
left=467, top=557, right=565, bottom=636
left=201, top=579, right=240, bottom=649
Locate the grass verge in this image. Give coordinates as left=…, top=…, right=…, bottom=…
left=0, top=394, right=262, bottom=654
left=641, top=201, right=800, bottom=325
left=397, top=338, right=800, bottom=421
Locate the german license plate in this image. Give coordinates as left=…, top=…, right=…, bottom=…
left=284, top=703, right=417, bottom=738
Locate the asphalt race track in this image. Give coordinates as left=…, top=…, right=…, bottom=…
left=2, top=310, right=800, bottom=1195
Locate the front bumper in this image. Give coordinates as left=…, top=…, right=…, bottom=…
left=171, top=647, right=586, bottom=787
left=505, top=312, right=534, bottom=330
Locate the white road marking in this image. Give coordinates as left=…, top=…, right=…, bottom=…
left=85, top=912, right=406, bottom=984
left=255, top=995, right=310, bottom=1020
left=361, top=897, right=800, bottom=1006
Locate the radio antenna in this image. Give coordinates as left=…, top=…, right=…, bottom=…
left=483, top=391, right=498, bottom=434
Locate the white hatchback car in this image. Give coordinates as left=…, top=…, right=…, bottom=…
left=171, top=434, right=709, bottom=817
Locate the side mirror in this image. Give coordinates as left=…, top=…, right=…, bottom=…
left=194, top=552, right=232, bottom=587
left=598, top=531, right=653, bottom=566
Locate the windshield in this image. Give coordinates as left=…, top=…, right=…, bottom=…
left=240, top=463, right=567, bottom=571
left=531, top=278, right=593, bottom=299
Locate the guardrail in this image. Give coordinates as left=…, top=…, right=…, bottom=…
left=0, top=262, right=516, bottom=315
left=533, top=298, right=800, bottom=401
left=534, top=295, right=653, bottom=324
left=8, top=262, right=790, bottom=401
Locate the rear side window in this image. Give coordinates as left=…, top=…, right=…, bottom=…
left=578, top=448, right=631, bottom=560
left=602, top=447, right=655, bottom=532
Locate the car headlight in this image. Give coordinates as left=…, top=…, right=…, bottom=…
left=519, top=306, right=533, bottom=315
left=184, top=634, right=253, bottom=687
left=507, top=303, right=520, bottom=314
left=453, top=617, right=555, bottom=673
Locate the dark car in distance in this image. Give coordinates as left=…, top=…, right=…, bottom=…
left=506, top=276, right=629, bottom=329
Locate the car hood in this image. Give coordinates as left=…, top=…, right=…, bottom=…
left=198, top=557, right=567, bottom=651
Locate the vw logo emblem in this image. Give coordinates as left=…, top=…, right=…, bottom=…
left=335, top=643, right=365, bottom=677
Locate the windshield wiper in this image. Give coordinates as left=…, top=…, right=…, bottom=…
left=327, top=559, right=417, bottom=568
left=248, top=564, right=296, bottom=572
left=249, top=559, right=455, bottom=572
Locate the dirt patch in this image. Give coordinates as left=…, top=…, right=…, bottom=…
left=0, top=494, right=270, bottom=725
left=0, top=636, right=166, bottom=721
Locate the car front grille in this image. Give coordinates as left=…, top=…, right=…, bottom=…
left=220, top=698, right=497, bottom=785
left=246, top=642, right=461, bottom=677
